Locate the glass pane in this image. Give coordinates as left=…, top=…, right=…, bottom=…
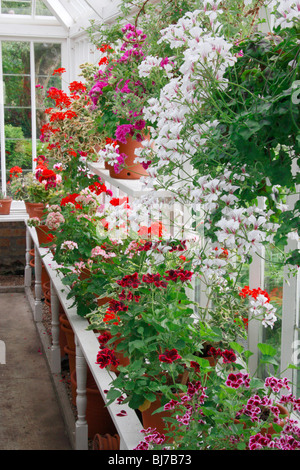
left=4, top=108, right=32, bottom=138
left=5, top=137, right=32, bottom=171
left=1, top=1, right=31, bottom=15
left=3, top=75, right=31, bottom=107
left=2, top=41, right=30, bottom=75
left=35, top=0, right=53, bottom=16
left=263, top=246, right=284, bottom=365
left=34, top=43, right=61, bottom=76
left=36, top=74, right=62, bottom=109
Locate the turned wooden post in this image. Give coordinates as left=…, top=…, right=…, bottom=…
left=50, top=280, right=61, bottom=373
left=75, top=335, right=88, bottom=450
left=24, top=227, right=32, bottom=287
left=34, top=245, right=43, bottom=322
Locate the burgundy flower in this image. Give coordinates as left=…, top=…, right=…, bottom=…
left=96, top=347, right=120, bottom=369
left=164, top=268, right=193, bottom=283
left=97, top=331, right=112, bottom=347
left=142, top=273, right=168, bottom=288
left=159, top=348, right=181, bottom=364
left=116, top=272, right=141, bottom=289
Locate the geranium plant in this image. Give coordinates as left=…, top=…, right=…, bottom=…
left=134, top=342, right=300, bottom=450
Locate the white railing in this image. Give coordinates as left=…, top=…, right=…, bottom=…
left=25, top=224, right=143, bottom=450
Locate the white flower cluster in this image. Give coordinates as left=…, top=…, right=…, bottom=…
left=269, top=0, right=300, bottom=29
left=249, top=294, right=277, bottom=329
left=97, top=142, right=120, bottom=166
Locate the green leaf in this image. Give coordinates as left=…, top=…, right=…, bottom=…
left=257, top=343, right=277, bottom=357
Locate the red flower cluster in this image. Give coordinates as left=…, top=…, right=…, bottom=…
left=97, top=331, right=112, bottom=348
left=52, top=67, right=66, bottom=75
left=96, top=347, right=119, bottom=369
left=142, top=273, right=168, bottom=289
left=110, top=196, right=129, bottom=207
left=159, top=349, right=182, bottom=364
left=163, top=268, right=193, bottom=283
left=49, top=110, right=77, bottom=122
left=60, top=193, right=82, bottom=209
left=38, top=168, right=56, bottom=182
left=208, top=347, right=237, bottom=364
left=98, top=44, right=113, bottom=53
left=119, top=289, right=141, bottom=303
left=89, top=181, right=108, bottom=195
left=9, top=166, right=22, bottom=178
left=239, top=286, right=270, bottom=302
left=116, top=272, right=141, bottom=289
left=103, top=299, right=129, bottom=324
left=47, top=87, right=71, bottom=108
left=69, top=81, right=86, bottom=94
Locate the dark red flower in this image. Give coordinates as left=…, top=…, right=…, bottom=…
left=190, top=361, right=200, bottom=372
left=159, top=349, right=181, bottom=364
left=96, top=347, right=119, bottom=369
left=142, top=273, right=168, bottom=288
left=97, top=331, right=112, bottom=347
left=164, top=268, right=193, bottom=283
left=89, top=181, right=107, bottom=195
left=116, top=272, right=141, bottom=289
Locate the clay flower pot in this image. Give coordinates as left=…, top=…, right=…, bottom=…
left=25, top=202, right=44, bottom=218
left=0, top=197, right=12, bottom=215
left=93, top=433, right=120, bottom=450
left=35, top=225, right=51, bottom=245
left=108, top=136, right=149, bottom=180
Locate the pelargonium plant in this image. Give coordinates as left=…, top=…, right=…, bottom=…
left=133, top=342, right=300, bottom=450
left=88, top=23, right=171, bottom=152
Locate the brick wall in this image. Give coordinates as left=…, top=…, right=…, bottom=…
left=0, top=222, right=26, bottom=274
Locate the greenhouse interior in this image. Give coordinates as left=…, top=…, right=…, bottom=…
left=0, top=0, right=299, bottom=453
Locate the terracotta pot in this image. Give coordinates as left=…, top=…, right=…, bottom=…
left=60, top=315, right=75, bottom=351
left=78, top=268, right=91, bottom=281
left=109, top=333, right=130, bottom=373
left=25, top=202, right=44, bottom=218
left=108, top=136, right=149, bottom=180
left=96, top=296, right=111, bottom=307
left=71, top=369, right=117, bottom=439
left=0, top=198, right=12, bottom=215
left=141, top=390, right=186, bottom=436
left=33, top=206, right=47, bottom=221
left=93, top=433, right=120, bottom=450
left=36, top=225, right=51, bottom=246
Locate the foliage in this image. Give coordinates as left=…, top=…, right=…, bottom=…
left=39, top=64, right=106, bottom=167
left=134, top=342, right=300, bottom=450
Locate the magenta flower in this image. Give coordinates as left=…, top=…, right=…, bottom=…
left=115, top=124, right=134, bottom=144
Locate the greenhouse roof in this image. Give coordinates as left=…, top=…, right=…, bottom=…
left=0, top=0, right=122, bottom=37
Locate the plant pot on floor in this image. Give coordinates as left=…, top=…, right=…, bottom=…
left=0, top=197, right=12, bottom=215
left=93, top=433, right=120, bottom=450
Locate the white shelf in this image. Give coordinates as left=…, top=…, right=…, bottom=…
left=26, top=226, right=143, bottom=450
left=88, top=162, right=172, bottom=198
left=0, top=200, right=28, bottom=222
